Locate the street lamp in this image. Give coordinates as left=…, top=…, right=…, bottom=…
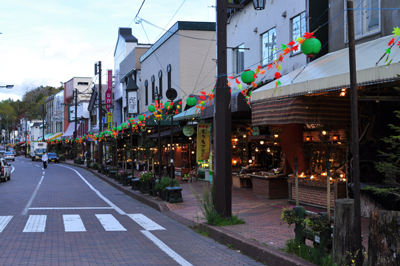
left=0, top=85, right=14, bottom=89
left=214, top=0, right=265, bottom=218
left=252, top=0, right=266, bottom=10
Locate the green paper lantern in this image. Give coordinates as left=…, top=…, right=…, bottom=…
left=138, top=115, right=145, bottom=121
left=241, top=70, right=256, bottom=84
left=112, top=127, right=116, bottom=131
left=301, top=38, right=321, bottom=55
left=148, top=105, right=156, bottom=112
left=186, top=96, right=197, bottom=107
left=117, top=126, right=122, bottom=131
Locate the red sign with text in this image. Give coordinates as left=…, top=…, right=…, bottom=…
left=106, top=70, right=112, bottom=112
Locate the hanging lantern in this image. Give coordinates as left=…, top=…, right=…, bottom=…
left=241, top=69, right=256, bottom=85
left=148, top=104, right=156, bottom=112
left=112, top=126, right=116, bottom=131
left=117, top=126, right=122, bottom=131
left=138, top=115, right=145, bottom=121
left=301, top=38, right=321, bottom=55
left=186, top=96, right=197, bottom=107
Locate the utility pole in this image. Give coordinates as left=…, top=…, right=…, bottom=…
left=347, top=1, right=362, bottom=265
left=215, top=0, right=232, bottom=218
left=42, top=104, right=45, bottom=142
left=155, top=87, right=162, bottom=182
left=74, top=89, right=78, bottom=159
left=98, top=61, right=103, bottom=166
left=25, top=116, right=28, bottom=157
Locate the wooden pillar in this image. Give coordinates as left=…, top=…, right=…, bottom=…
left=333, top=198, right=357, bottom=266
left=368, top=210, right=400, bottom=266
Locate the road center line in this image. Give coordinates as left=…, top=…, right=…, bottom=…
left=58, top=165, right=126, bottom=215
left=22, top=176, right=45, bottom=215
left=11, top=166, right=15, bottom=173
left=141, top=230, right=192, bottom=266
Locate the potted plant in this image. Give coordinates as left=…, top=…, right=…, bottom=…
left=279, top=205, right=298, bottom=228
left=117, top=170, right=127, bottom=184
left=302, top=214, right=329, bottom=232
left=138, top=171, right=155, bottom=194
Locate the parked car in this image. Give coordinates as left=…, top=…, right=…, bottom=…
left=3, top=152, right=15, bottom=161
left=0, top=158, right=11, bottom=182
left=48, top=153, right=59, bottom=163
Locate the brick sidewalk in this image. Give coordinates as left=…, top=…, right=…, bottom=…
left=65, top=160, right=370, bottom=265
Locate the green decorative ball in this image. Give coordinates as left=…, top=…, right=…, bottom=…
left=241, top=70, right=255, bottom=84
left=186, top=96, right=197, bottom=106
left=301, top=38, right=321, bottom=55
left=148, top=105, right=156, bottom=112
left=112, top=127, right=116, bottom=131
left=138, top=115, right=145, bottom=121
left=117, top=126, right=122, bottom=131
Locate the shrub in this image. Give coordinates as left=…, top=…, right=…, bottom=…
left=155, top=176, right=180, bottom=191
left=138, top=171, right=155, bottom=183
left=279, top=205, right=299, bottom=228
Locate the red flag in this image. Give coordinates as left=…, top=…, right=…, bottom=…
left=388, top=38, right=395, bottom=46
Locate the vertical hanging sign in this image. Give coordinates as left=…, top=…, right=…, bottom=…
left=107, top=112, right=113, bottom=130
left=106, top=70, right=112, bottom=112
left=197, top=122, right=211, bottom=161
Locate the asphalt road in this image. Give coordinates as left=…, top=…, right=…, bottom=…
left=0, top=156, right=263, bottom=266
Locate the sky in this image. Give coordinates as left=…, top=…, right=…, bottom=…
left=0, top=0, right=216, bottom=101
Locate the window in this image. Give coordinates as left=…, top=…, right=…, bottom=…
left=151, top=75, right=155, bottom=102
left=144, top=80, right=148, bottom=105
left=158, top=70, right=163, bottom=98
left=346, top=0, right=380, bottom=40
left=261, top=28, right=277, bottom=66
left=291, top=12, right=306, bottom=54
left=167, top=64, right=171, bottom=94
left=233, top=44, right=245, bottom=75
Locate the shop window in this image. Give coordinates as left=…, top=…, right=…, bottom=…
left=345, top=0, right=380, bottom=40
left=291, top=12, right=306, bottom=55
left=233, top=44, right=245, bottom=75
left=261, top=28, right=277, bottom=66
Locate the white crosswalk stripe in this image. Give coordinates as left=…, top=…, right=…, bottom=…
left=0, top=214, right=164, bottom=233
left=23, top=215, right=46, bottom=232
left=95, top=214, right=127, bottom=231
left=127, top=214, right=165, bottom=231
left=0, top=216, right=12, bottom=232
left=63, top=214, right=86, bottom=232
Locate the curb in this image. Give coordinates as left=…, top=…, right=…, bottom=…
left=65, top=162, right=316, bottom=266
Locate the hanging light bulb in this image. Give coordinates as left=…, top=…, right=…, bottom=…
left=267, top=147, right=271, bottom=153
left=260, top=141, right=264, bottom=145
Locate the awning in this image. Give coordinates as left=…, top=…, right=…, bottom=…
left=38, top=133, right=53, bottom=141
left=251, top=35, right=400, bottom=102
left=49, top=132, right=63, bottom=140
left=201, top=89, right=251, bottom=119
left=61, top=122, right=75, bottom=138
left=147, top=127, right=184, bottom=138
left=173, top=106, right=199, bottom=121
left=252, top=96, right=351, bottom=126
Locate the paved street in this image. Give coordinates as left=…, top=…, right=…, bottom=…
left=0, top=156, right=263, bottom=266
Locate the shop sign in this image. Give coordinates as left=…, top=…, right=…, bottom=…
left=183, top=125, right=195, bottom=137
left=196, top=123, right=210, bottom=161
left=106, top=70, right=112, bottom=112
left=252, top=126, right=260, bottom=136
left=107, top=112, right=113, bottom=130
